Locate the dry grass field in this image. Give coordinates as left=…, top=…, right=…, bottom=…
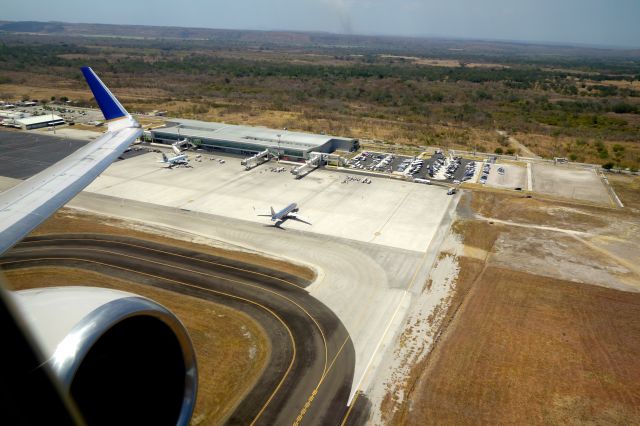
left=397, top=265, right=640, bottom=425
left=608, top=174, right=640, bottom=209
left=1, top=70, right=507, bottom=152
left=513, top=132, right=640, bottom=168
left=470, top=191, right=609, bottom=231
left=391, top=190, right=640, bottom=425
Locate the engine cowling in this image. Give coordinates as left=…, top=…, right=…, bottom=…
left=12, top=286, right=197, bottom=425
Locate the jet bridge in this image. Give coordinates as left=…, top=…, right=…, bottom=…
left=291, top=152, right=325, bottom=178
left=241, top=149, right=271, bottom=170
left=290, top=152, right=348, bottom=178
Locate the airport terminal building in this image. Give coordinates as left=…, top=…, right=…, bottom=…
left=149, top=119, right=358, bottom=161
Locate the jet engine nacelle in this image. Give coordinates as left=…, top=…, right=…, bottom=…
left=12, top=286, right=197, bottom=425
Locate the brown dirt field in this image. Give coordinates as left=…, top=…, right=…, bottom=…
left=388, top=255, right=486, bottom=425
left=391, top=189, right=640, bottom=425
left=470, top=191, right=610, bottom=232
left=33, top=209, right=316, bottom=282
left=396, top=266, right=640, bottom=425
left=607, top=174, right=640, bottom=210
left=4, top=266, right=269, bottom=425
left=452, top=219, right=504, bottom=253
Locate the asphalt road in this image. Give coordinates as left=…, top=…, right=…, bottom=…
left=0, top=129, right=147, bottom=179
left=1, top=234, right=355, bottom=425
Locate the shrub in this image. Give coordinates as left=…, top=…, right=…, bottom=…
left=612, top=103, right=638, bottom=114
left=495, top=147, right=504, bottom=154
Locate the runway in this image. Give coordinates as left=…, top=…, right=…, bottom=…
left=1, top=234, right=355, bottom=425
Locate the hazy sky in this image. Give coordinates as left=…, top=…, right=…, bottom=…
left=3, top=0, right=640, bottom=48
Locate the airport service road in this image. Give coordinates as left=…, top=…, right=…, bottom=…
left=2, top=234, right=355, bottom=426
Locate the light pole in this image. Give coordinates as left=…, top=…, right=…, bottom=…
left=277, top=134, right=281, bottom=162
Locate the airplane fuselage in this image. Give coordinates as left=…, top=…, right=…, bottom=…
left=161, top=152, right=189, bottom=167
left=272, top=202, right=298, bottom=221
left=168, top=154, right=188, bottom=163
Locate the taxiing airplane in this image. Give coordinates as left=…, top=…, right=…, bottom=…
left=257, top=202, right=311, bottom=226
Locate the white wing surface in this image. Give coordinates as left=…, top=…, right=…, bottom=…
left=0, top=67, right=141, bottom=254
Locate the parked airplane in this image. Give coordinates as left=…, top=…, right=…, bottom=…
left=0, top=67, right=196, bottom=425
left=159, top=151, right=190, bottom=168
left=257, top=202, right=311, bottom=226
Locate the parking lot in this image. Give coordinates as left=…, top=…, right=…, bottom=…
left=347, top=151, right=478, bottom=184
left=482, top=162, right=528, bottom=190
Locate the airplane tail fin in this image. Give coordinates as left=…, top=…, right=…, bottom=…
left=270, top=206, right=276, bottom=216
left=80, top=67, right=132, bottom=125
left=162, top=153, right=168, bottom=162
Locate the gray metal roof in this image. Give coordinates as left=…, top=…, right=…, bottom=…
left=152, top=118, right=354, bottom=151
left=17, top=115, right=64, bottom=125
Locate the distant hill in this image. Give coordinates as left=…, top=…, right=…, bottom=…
left=1, top=20, right=639, bottom=61
left=0, top=21, right=65, bottom=33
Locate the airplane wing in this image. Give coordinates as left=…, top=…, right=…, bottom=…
left=0, top=66, right=141, bottom=254
left=288, top=213, right=312, bottom=225
left=253, top=206, right=274, bottom=217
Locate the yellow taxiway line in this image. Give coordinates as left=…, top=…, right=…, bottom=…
left=1, top=256, right=297, bottom=425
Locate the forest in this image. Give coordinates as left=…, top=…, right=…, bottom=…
left=1, top=26, right=639, bottom=169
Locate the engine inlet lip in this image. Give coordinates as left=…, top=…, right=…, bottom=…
left=48, top=296, right=197, bottom=426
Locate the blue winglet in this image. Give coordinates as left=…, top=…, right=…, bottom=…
left=81, top=66, right=129, bottom=121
